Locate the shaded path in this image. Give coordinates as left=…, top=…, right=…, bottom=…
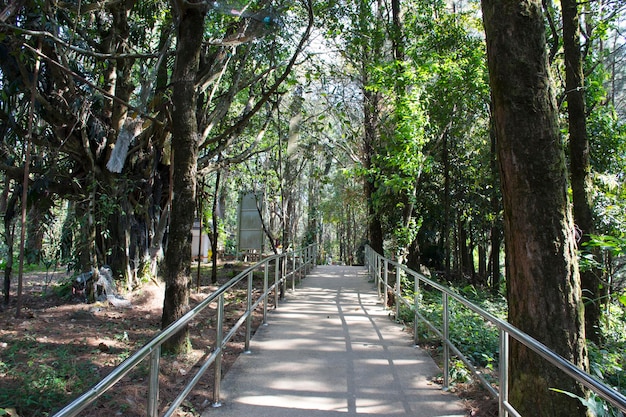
left=202, top=265, right=466, bottom=417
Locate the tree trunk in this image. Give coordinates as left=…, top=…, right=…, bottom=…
left=406, top=238, right=420, bottom=272
left=161, top=3, right=205, bottom=354
left=149, top=162, right=172, bottom=278
left=489, top=113, right=502, bottom=293
left=459, top=218, right=470, bottom=280
left=26, top=204, right=46, bottom=264
left=75, top=200, right=94, bottom=274
left=60, top=200, right=75, bottom=263
left=2, top=183, right=17, bottom=306
left=562, top=0, right=603, bottom=344
left=442, top=131, right=451, bottom=276
left=211, top=170, right=221, bottom=284
left=360, top=0, right=384, bottom=256
left=481, top=1, right=588, bottom=416
left=364, top=83, right=383, bottom=255
left=478, top=243, right=487, bottom=285
left=2, top=191, right=17, bottom=306
left=3, top=223, right=14, bottom=306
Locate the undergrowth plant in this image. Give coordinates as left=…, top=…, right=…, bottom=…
left=403, top=276, right=625, bottom=415
left=399, top=282, right=505, bottom=381
left=0, top=338, right=99, bottom=416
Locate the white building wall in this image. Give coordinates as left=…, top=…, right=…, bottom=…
left=191, top=221, right=212, bottom=261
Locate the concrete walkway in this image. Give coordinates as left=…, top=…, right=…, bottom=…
left=202, top=265, right=467, bottom=417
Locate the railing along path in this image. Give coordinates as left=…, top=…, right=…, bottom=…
left=364, top=245, right=626, bottom=417
left=53, top=243, right=626, bottom=417
left=52, top=244, right=317, bottom=417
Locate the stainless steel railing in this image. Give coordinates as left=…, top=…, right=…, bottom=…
left=364, top=245, right=626, bottom=417
left=52, top=244, right=317, bottom=417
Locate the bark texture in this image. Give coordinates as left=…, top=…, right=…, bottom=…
left=161, top=4, right=205, bottom=353
left=481, top=1, right=588, bottom=415
left=562, top=0, right=603, bottom=343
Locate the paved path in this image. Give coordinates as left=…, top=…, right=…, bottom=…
left=202, top=265, right=467, bottom=417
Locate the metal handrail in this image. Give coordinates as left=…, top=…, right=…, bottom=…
left=52, top=244, right=317, bottom=417
left=364, top=245, right=626, bottom=416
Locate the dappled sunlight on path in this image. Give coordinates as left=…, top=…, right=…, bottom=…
left=202, top=265, right=467, bottom=417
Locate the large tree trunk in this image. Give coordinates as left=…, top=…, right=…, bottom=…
left=481, top=1, right=588, bottom=416
left=161, top=3, right=205, bottom=354
left=562, top=0, right=603, bottom=344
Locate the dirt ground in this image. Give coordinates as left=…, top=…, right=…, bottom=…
left=0, top=265, right=271, bottom=417
left=0, top=266, right=497, bottom=417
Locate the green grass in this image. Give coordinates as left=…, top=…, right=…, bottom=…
left=0, top=338, right=100, bottom=416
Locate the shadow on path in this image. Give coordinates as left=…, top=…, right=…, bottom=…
left=201, top=265, right=467, bottom=417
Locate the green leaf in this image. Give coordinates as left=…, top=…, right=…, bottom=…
left=549, top=389, right=605, bottom=417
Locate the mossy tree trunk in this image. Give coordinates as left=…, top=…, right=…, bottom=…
left=481, top=1, right=589, bottom=416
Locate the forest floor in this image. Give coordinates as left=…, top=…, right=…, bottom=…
left=0, top=263, right=271, bottom=417
left=0, top=264, right=497, bottom=417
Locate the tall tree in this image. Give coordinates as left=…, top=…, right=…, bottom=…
left=481, top=1, right=588, bottom=416
left=161, top=0, right=205, bottom=353
left=561, top=0, right=603, bottom=343
left=360, top=0, right=385, bottom=255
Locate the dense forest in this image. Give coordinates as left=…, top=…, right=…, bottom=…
left=1, top=0, right=625, bottom=415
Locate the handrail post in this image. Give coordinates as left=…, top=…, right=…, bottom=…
left=292, top=249, right=296, bottom=291
left=302, top=247, right=306, bottom=276
left=383, top=259, right=388, bottom=306
left=281, top=253, right=287, bottom=300
left=443, top=292, right=450, bottom=389
left=499, top=329, right=509, bottom=417
left=413, top=273, right=419, bottom=346
left=377, top=255, right=382, bottom=295
left=245, top=271, right=253, bottom=353
left=395, top=265, right=401, bottom=321
left=274, top=255, right=280, bottom=307
left=263, top=261, right=269, bottom=325
left=147, top=345, right=160, bottom=417
left=304, top=246, right=308, bottom=274
left=367, top=248, right=371, bottom=276
left=376, top=255, right=381, bottom=298
left=212, top=294, right=225, bottom=407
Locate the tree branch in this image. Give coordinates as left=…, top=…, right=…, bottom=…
left=1, top=23, right=160, bottom=60
left=201, top=0, right=314, bottom=156
left=22, top=43, right=164, bottom=126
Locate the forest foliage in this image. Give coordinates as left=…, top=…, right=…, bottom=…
left=1, top=0, right=626, bottom=413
